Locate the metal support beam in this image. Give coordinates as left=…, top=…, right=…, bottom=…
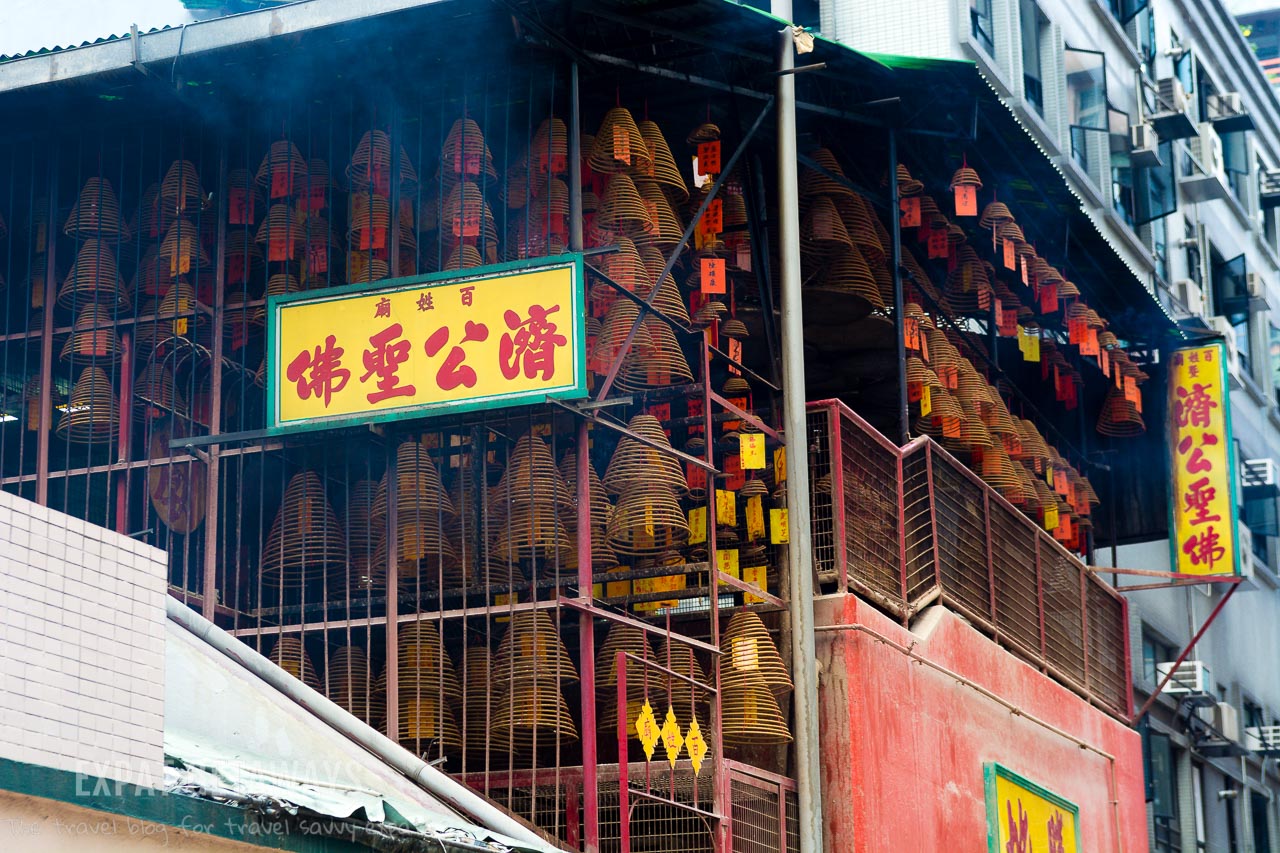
left=1133, top=582, right=1240, bottom=723
left=889, top=129, right=908, bottom=446
left=776, top=26, right=823, bottom=853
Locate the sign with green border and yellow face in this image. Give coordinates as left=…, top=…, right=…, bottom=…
left=984, top=763, right=1080, bottom=853
left=267, top=255, right=586, bottom=432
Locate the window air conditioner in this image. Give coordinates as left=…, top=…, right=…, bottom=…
left=1208, top=92, right=1245, bottom=120
left=1173, top=279, right=1205, bottom=316
left=1158, top=77, right=1190, bottom=114
left=1262, top=168, right=1280, bottom=208
left=1130, top=123, right=1161, bottom=167
left=1157, top=660, right=1210, bottom=694
left=1244, top=458, right=1279, bottom=489
left=1198, top=701, right=1241, bottom=742
left=1190, top=122, right=1225, bottom=180
left=1206, top=315, right=1241, bottom=382
left=1246, top=725, right=1280, bottom=753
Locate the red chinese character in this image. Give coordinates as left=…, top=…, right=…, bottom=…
left=417, top=291, right=434, bottom=311
left=460, top=285, right=475, bottom=307
left=360, top=323, right=415, bottom=403
left=1174, top=383, right=1217, bottom=429
left=1183, top=477, right=1222, bottom=526
left=375, top=296, right=392, bottom=318
left=1183, top=527, right=1226, bottom=570
left=286, top=335, right=351, bottom=408
left=424, top=320, right=489, bottom=391
left=499, top=304, right=567, bottom=381
left=1047, top=812, right=1066, bottom=853
left=1005, top=800, right=1030, bottom=853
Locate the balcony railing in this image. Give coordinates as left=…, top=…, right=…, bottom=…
left=806, top=399, right=1133, bottom=719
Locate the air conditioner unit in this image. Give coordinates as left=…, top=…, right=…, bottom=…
left=1262, top=168, right=1280, bottom=209
left=1206, top=315, right=1241, bottom=382
left=1247, top=272, right=1271, bottom=309
left=1157, top=659, right=1211, bottom=694
left=1130, top=123, right=1161, bottom=167
left=1246, top=725, right=1280, bottom=753
left=1208, top=92, right=1244, bottom=119
left=1198, top=701, right=1242, bottom=742
left=1190, top=122, right=1226, bottom=180
left=1158, top=77, right=1190, bottom=114
left=1173, top=279, right=1205, bottom=316
left=1244, top=458, right=1279, bottom=489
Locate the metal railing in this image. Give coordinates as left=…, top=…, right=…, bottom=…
left=806, top=399, right=1133, bottom=719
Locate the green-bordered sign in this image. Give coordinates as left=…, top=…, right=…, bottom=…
left=984, top=763, right=1080, bottom=853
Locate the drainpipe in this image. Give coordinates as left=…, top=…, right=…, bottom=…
left=776, top=21, right=824, bottom=853
left=165, top=598, right=556, bottom=852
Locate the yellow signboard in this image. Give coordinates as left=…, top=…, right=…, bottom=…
left=985, top=764, right=1079, bottom=853
left=268, top=256, right=586, bottom=430
left=1168, top=342, right=1240, bottom=576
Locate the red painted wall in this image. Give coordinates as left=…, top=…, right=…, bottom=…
left=814, top=595, right=1147, bottom=853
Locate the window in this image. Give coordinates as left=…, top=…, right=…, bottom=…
left=1212, top=249, right=1252, bottom=377
left=1271, top=324, right=1280, bottom=405
left=1251, top=792, right=1272, bottom=853
left=1223, top=130, right=1252, bottom=208
left=1111, top=108, right=1136, bottom=226
left=1147, top=217, right=1170, bottom=283
left=1107, top=0, right=1149, bottom=25
left=1172, top=33, right=1197, bottom=119
left=1145, top=729, right=1181, bottom=853
left=1020, top=0, right=1048, bottom=116
left=1142, top=631, right=1176, bottom=684
left=971, top=0, right=995, bottom=56
left=1185, top=220, right=1203, bottom=290
left=1066, top=47, right=1108, bottom=176
left=1245, top=700, right=1266, bottom=729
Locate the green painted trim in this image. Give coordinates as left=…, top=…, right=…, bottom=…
left=983, top=762, right=1081, bottom=853
left=265, top=253, right=587, bottom=433
left=0, top=757, right=366, bottom=851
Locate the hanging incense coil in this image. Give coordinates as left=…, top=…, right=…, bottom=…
left=226, top=167, right=264, bottom=225
left=723, top=376, right=751, bottom=396
left=65, top=178, right=129, bottom=242
left=489, top=433, right=576, bottom=563
left=266, top=637, right=322, bottom=690
left=806, top=245, right=882, bottom=317
left=492, top=609, right=578, bottom=683
left=442, top=243, right=484, bottom=271
left=160, top=217, right=210, bottom=276
left=590, top=299, right=648, bottom=373
left=1058, top=279, right=1080, bottom=299
left=597, top=174, right=652, bottom=234
left=722, top=611, right=792, bottom=695
left=58, top=239, right=128, bottom=310
left=602, top=414, right=687, bottom=495
left=344, top=480, right=383, bottom=589
left=55, top=366, right=118, bottom=444
left=260, top=471, right=347, bottom=588
left=255, top=140, right=307, bottom=198
left=398, top=622, right=464, bottom=702
left=596, top=624, right=656, bottom=693
left=636, top=180, right=684, bottom=247
left=615, top=316, right=694, bottom=391
left=530, top=117, right=570, bottom=177
left=344, top=192, right=389, bottom=252
left=505, top=218, right=567, bottom=262
left=589, top=107, right=652, bottom=176
left=134, top=362, right=187, bottom=419
left=979, top=200, right=1014, bottom=229
left=837, top=193, right=884, bottom=260
left=1096, top=387, right=1145, bottom=437
left=686, top=122, right=720, bottom=145
left=348, top=254, right=390, bottom=283
left=560, top=450, right=618, bottom=563
left=22, top=375, right=62, bottom=431
left=249, top=274, right=301, bottom=325
left=800, top=196, right=853, bottom=257
left=397, top=688, right=463, bottom=753
left=894, top=164, right=923, bottom=196
left=724, top=187, right=749, bottom=230
left=160, top=160, right=204, bottom=214
left=721, top=318, right=748, bottom=340
left=608, top=480, right=690, bottom=556
left=722, top=667, right=791, bottom=746
left=439, top=117, right=499, bottom=186
left=457, top=648, right=513, bottom=755
left=223, top=230, right=265, bottom=289
left=949, top=164, right=983, bottom=191
left=638, top=119, right=688, bottom=201
left=346, top=129, right=418, bottom=193
left=60, top=306, right=122, bottom=364
left=503, top=154, right=544, bottom=210
left=328, top=646, right=380, bottom=726
left=372, top=440, right=458, bottom=574
left=492, top=676, right=579, bottom=748
left=441, top=181, right=499, bottom=245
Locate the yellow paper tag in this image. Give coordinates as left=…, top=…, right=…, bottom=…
left=746, top=495, right=765, bottom=542
left=773, top=447, right=787, bottom=483
left=174, top=317, right=188, bottom=336
left=1046, top=464, right=1054, bottom=487
left=920, top=384, right=932, bottom=417
left=715, top=489, right=736, bottom=526
left=685, top=718, right=707, bottom=775
left=744, top=564, right=768, bottom=604
left=717, top=548, right=740, bottom=581
left=732, top=636, right=759, bottom=671
left=495, top=592, right=517, bottom=623
left=739, top=433, right=765, bottom=469
left=688, top=506, right=707, bottom=545
left=1044, top=504, right=1059, bottom=531
left=770, top=508, right=789, bottom=544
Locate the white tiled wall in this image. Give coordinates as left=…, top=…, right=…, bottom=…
left=0, top=490, right=167, bottom=785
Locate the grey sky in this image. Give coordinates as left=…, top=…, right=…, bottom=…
left=1, top=0, right=194, bottom=56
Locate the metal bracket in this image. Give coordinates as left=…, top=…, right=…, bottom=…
left=549, top=398, right=719, bottom=474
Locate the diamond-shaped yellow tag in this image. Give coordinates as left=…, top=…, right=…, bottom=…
left=635, top=699, right=659, bottom=761
left=685, top=717, right=708, bottom=775
left=661, top=706, right=684, bottom=768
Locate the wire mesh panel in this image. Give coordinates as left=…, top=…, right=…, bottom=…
left=900, top=444, right=936, bottom=605
left=1040, top=545, right=1086, bottom=690
left=1085, top=578, right=1129, bottom=716
left=806, top=406, right=839, bottom=586
left=989, top=499, right=1042, bottom=660
left=930, top=448, right=993, bottom=621
left=836, top=407, right=902, bottom=607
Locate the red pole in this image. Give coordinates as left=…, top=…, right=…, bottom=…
left=578, top=420, right=599, bottom=853
left=617, top=650, right=629, bottom=853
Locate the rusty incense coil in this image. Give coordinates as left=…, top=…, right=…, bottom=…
left=60, top=306, right=122, bottom=364
left=250, top=274, right=301, bottom=325
left=346, top=129, right=419, bottom=192
left=398, top=622, right=464, bottom=703
left=739, top=476, right=768, bottom=500
left=694, top=300, right=728, bottom=327
left=530, top=117, right=570, bottom=177
left=636, top=180, right=684, bottom=247
left=596, top=174, right=652, bottom=234
left=439, top=117, right=499, bottom=186
left=722, top=611, right=792, bottom=694
left=492, top=676, right=579, bottom=748
left=637, top=119, right=688, bottom=201
left=226, top=168, right=264, bottom=225
left=685, top=120, right=720, bottom=145
left=722, top=375, right=751, bottom=397
left=807, top=245, right=882, bottom=315
left=800, top=196, right=853, bottom=258
left=1097, top=387, right=1145, bottom=437
left=1016, top=419, right=1052, bottom=467
left=796, top=148, right=853, bottom=201
left=132, top=362, right=187, bottom=419
left=441, top=243, right=484, bottom=271
left=590, top=299, right=648, bottom=373
left=267, top=637, right=322, bottom=690
left=489, top=433, right=576, bottom=563
left=588, top=107, right=652, bottom=176
left=160, top=217, right=210, bottom=276
left=1032, top=480, right=1057, bottom=513
left=949, top=164, right=983, bottom=191
left=457, top=648, right=513, bottom=755
left=894, top=163, right=924, bottom=196
left=721, top=667, right=792, bottom=746
left=492, top=609, right=578, bottom=683
left=260, top=471, right=348, bottom=587
left=615, top=316, right=694, bottom=391
left=1013, top=464, right=1039, bottom=506
left=65, top=177, right=129, bottom=242
left=599, top=237, right=649, bottom=294
left=55, top=366, right=118, bottom=444
left=596, top=624, right=655, bottom=694
left=836, top=194, right=884, bottom=260
left=344, top=192, right=388, bottom=249
left=328, top=646, right=380, bottom=726
left=159, top=160, right=204, bottom=214
left=956, top=363, right=993, bottom=416
left=1058, top=279, right=1081, bottom=299
left=721, top=318, right=749, bottom=340
left=58, top=239, right=128, bottom=310
left=979, top=200, right=1014, bottom=229
left=255, top=140, right=307, bottom=198
left=984, top=391, right=1018, bottom=437
left=608, top=480, right=690, bottom=556
left=953, top=410, right=993, bottom=451
left=442, top=181, right=499, bottom=246
left=22, top=375, right=62, bottom=431
left=348, top=254, right=390, bottom=283
left=977, top=442, right=1019, bottom=491
left=602, top=414, right=687, bottom=495
left=906, top=356, right=928, bottom=388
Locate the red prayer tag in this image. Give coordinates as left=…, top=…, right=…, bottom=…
left=900, top=197, right=921, bottom=228
left=697, top=141, right=721, bottom=175
left=270, top=168, right=290, bottom=200
left=954, top=184, right=977, bottom=217
left=701, top=258, right=726, bottom=294
left=229, top=187, right=251, bottom=225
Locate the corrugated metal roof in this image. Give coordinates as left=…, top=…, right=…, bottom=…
left=0, top=25, right=176, bottom=64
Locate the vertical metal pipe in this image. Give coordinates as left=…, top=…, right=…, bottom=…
left=569, top=62, right=584, bottom=257
left=888, top=130, right=908, bottom=446
left=203, top=140, right=229, bottom=620
left=35, top=146, right=58, bottom=506
left=113, top=332, right=132, bottom=534
left=776, top=26, right=823, bottom=853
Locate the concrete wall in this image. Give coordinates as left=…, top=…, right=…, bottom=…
left=814, top=595, right=1147, bottom=853
left=0, top=490, right=168, bottom=786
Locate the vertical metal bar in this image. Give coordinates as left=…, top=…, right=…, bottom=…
left=777, top=777, right=787, bottom=853
left=988, top=301, right=998, bottom=370
left=569, top=62, right=584, bottom=258
left=984, top=490, right=996, bottom=630
left=703, top=339, right=730, bottom=853
left=566, top=779, right=580, bottom=851
left=617, top=650, right=630, bottom=853
left=925, top=447, right=942, bottom=590
left=114, top=333, right=132, bottom=534
left=888, top=129, right=908, bottom=446
left=1036, top=538, right=1048, bottom=668
left=827, top=404, right=848, bottom=593
left=1120, top=595, right=1134, bottom=718
left=776, top=27, right=822, bottom=853
left=385, top=439, right=400, bottom=742
left=389, top=105, right=402, bottom=280
left=35, top=147, right=58, bottom=506
left=897, top=451, right=908, bottom=620
left=1080, top=564, right=1090, bottom=703
left=203, top=139, right=229, bottom=620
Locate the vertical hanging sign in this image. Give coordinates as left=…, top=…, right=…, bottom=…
left=1168, top=341, right=1240, bottom=576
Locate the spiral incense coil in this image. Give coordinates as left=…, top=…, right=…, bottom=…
left=260, top=471, right=348, bottom=588
left=347, top=129, right=419, bottom=193
left=492, top=609, right=579, bottom=684
left=559, top=450, right=619, bottom=570
left=65, top=177, right=129, bottom=242
left=979, top=200, right=1014, bottom=229
left=131, top=362, right=187, bottom=420
left=160, top=217, right=211, bottom=276
left=800, top=196, right=852, bottom=258
left=608, top=479, right=690, bottom=556
left=588, top=107, right=652, bottom=176
left=1058, top=279, right=1080, bottom=299
left=60, top=306, right=122, bottom=364
left=807, top=245, right=882, bottom=313
left=222, top=230, right=265, bottom=290
left=23, top=375, right=62, bottom=431
left=160, top=160, right=204, bottom=213
left=893, top=163, right=924, bottom=196
left=226, top=167, right=264, bottom=225
left=457, top=648, right=513, bottom=755
left=55, top=366, right=118, bottom=445
left=528, top=117, right=570, bottom=178
left=348, top=254, right=390, bottom=283
left=489, top=433, right=576, bottom=562
left=398, top=689, right=463, bottom=753
left=442, top=244, right=484, bottom=271
left=836, top=194, right=884, bottom=260
left=532, top=177, right=571, bottom=219
left=724, top=188, right=748, bottom=230
left=723, top=375, right=751, bottom=396
left=983, top=391, right=1018, bottom=437
left=694, top=299, right=728, bottom=327
left=1016, top=419, right=1052, bottom=470
left=722, top=611, right=792, bottom=695
left=949, top=164, right=983, bottom=190
left=492, top=677, right=579, bottom=747
left=503, top=154, right=544, bottom=211
left=343, top=479, right=382, bottom=589
left=294, top=158, right=332, bottom=205
left=328, top=646, right=380, bottom=726
left=58, top=239, right=128, bottom=311
left=590, top=299, right=648, bottom=373
left=255, top=140, right=307, bottom=197
left=439, top=117, right=498, bottom=186
left=397, top=622, right=464, bottom=703
left=250, top=274, right=300, bottom=325
left=1096, top=388, right=1145, bottom=437
left=596, top=174, right=652, bottom=234
left=634, top=180, right=684, bottom=247
left=615, top=315, right=694, bottom=391
left=505, top=219, right=567, bottom=262
left=602, top=414, right=687, bottom=495
left=721, top=318, right=749, bottom=340
left=344, top=192, right=389, bottom=251
left=267, top=637, right=322, bottom=690
left=684, top=121, right=719, bottom=145
left=638, top=119, right=688, bottom=200
left=978, top=441, right=1020, bottom=492
left=721, top=666, right=791, bottom=746
left=595, top=624, right=656, bottom=694
left=441, top=181, right=498, bottom=245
